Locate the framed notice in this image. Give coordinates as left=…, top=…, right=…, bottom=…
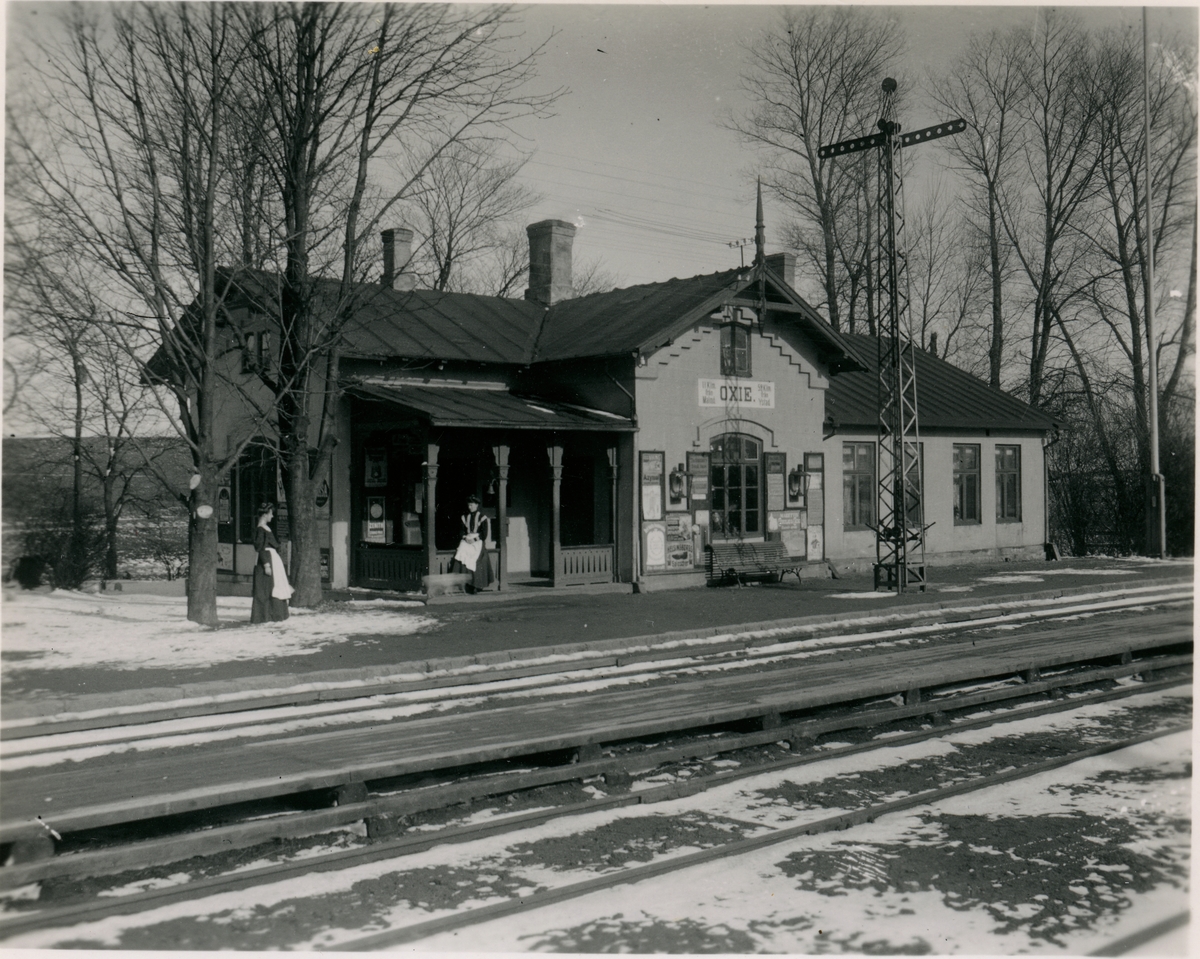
left=366, top=495, right=386, bottom=542
left=664, top=514, right=694, bottom=568
left=364, top=448, right=388, bottom=488
left=216, top=542, right=234, bottom=571
left=687, top=451, right=710, bottom=506
left=777, top=510, right=807, bottom=558
left=764, top=452, right=786, bottom=512
left=642, top=521, right=667, bottom=569
left=640, top=451, right=664, bottom=521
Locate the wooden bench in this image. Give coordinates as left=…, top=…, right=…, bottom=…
left=705, top=541, right=802, bottom=586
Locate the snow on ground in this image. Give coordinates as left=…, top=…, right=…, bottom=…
left=408, top=729, right=1192, bottom=956
left=0, top=588, right=435, bottom=671
left=6, top=699, right=1184, bottom=951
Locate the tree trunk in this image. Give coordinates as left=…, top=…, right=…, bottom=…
left=286, top=448, right=323, bottom=607
left=186, top=466, right=220, bottom=627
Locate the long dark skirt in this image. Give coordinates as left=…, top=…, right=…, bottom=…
left=451, top=548, right=494, bottom=592
left=251, top=565, right=289, bottom=623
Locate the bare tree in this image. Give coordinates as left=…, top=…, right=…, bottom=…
left=906, top=182, right=991, bottom=369
left=409, top=143, right=540, bottom=292
left=999, top=10, right=1105, bottom=407
left=239, top=3, right=559, bottom=606
left=929, top=29, right=1028, bottom=388
left=730, top=7, right=904, bottom=331
left=7, top=3, right=273, bottom=623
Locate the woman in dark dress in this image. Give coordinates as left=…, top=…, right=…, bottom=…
left=450, top=494, right=494, bottom=592
left=251, top=503, right=291, bottom=623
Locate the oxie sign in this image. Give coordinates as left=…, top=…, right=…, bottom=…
left=698, top=378, right=775, bottom=409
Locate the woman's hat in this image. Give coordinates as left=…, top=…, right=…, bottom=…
left=466, top=493, right=481, bottom=504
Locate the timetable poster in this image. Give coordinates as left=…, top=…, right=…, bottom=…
left=640, top=451, right=664, bottom=521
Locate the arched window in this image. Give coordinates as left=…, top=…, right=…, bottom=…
left=710, top=433, right=760, bottom=538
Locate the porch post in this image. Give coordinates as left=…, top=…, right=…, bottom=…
left=607, top=445, right=619, bottom=580
left=547, top=443, right=563, bottom=586
left=424, top=441, right=439, bottom=577
left=492, top=442, right=509, bottom=591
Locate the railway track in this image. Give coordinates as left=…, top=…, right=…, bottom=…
left=0, top=676, right=1189, bottom=948
left=0, top=593, right=1190, bottom=882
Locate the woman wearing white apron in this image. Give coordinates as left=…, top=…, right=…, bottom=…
left=450, top=494, right=494, bottom=593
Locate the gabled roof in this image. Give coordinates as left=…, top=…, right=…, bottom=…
left=826, top=334, right=1057, bottom=433
left=221, top=269, right=544, bottom=365
left=218, top=264, right=863, bottom=372
left=533, top=266, right=865, bottom=372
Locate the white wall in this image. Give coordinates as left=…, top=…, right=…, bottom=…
left=823, top=430, right=1048, bottom=565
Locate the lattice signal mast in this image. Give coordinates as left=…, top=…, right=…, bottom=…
left=819, top=79, right=965, bottom=593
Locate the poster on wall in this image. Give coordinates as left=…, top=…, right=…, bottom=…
left=806, top=525, right=823, bottom=561
left=364, top=449, right=388, bottom=488
left=807, top=471, right=824, bottom=526
left=216, top=542, right=234, bottom=571
left=217, top=486, right=232, bottom=524
left=765, top=452, right=786, bottom=512
left=777, top=511, right=807, bottom=558
left=664, top=514, right=694, bottom=568
left=640, top=451, right=664, bottom=521
left=366, top=496, right=386, bottom=542
left=642, top=521, right=667, bottom=569
left=686, top=452, right=710, bottom=505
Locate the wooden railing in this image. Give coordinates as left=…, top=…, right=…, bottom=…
left=355, top=545, right=606, bottom=590
left=558, top=544, right=613, bottom=586
left=353, top=546, right=425, bottom=593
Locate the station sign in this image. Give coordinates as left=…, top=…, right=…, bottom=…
left=698, top=378, right=775, bottom=409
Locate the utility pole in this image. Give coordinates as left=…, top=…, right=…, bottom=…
left=1143, top=7, right=1166, bottom=558
left=820, top=79, right=965, bottom=593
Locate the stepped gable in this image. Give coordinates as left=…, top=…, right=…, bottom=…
left=826, top=333, right=1058, bottom=432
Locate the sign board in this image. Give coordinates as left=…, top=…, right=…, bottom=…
left=664, top=514, right=694, bottom=568
left=640, top=451, right=664, bottom=521
left=217, top=542, right=234, bottom=571
left=765, top=452, right=786, bottom=512
left=364, top=449, right=387, bottom=488
left=806, top=525, right=824, bottom=561
left=366, top=496, right=386, bottom=542
left=642, top=521, right=667, bottom=569
left=217, top=486, right=232, bottom=524
left=686, top=451, right=710, bottom=505
left=698, top=378, right=775, bottom=409
left=777, top=511, right=807, bottom=558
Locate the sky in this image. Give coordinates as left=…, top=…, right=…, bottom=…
left=5, top=2, right=1197, bottom=292
left=501, top=3, right=1199, bottom=287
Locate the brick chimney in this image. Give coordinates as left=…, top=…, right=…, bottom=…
left=525, top=219, right=576, bottom=306
left=764, top=252, right=796, bottom=289
left=382, top=227, right=415, bottom=291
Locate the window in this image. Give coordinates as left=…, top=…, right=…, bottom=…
left=710, top=434, right=760, bottom=537
left=996, top=445, right=1021, bottom=521
left=242, top=328, right=272, bottom=373
left=843, top=442, right=875, bottom=530
left=953, top=444, right=981, bottom=524
left=720, top=323, right=751, bottom=377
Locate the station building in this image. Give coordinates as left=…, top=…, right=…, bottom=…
left=210, top=220, right=1057, bottom=592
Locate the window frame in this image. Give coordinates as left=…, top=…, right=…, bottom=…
left=953, top=443, right=982, bottom=525
left=709, top=433, right=762, bottom=539
left=995, top=444, right=1022, bottom=523
left=842, top=441, right=876, bottom=531
left=719, top=322, right=752, bottom=378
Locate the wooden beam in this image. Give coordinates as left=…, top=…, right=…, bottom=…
left=492, top=443, right=510, bottom=591
left=424, top=441, right=439, bottom=578
left=547, top=443, right=563, bottom=586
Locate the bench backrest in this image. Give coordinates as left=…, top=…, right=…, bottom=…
left=707, top=540, right=790, bottom=569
